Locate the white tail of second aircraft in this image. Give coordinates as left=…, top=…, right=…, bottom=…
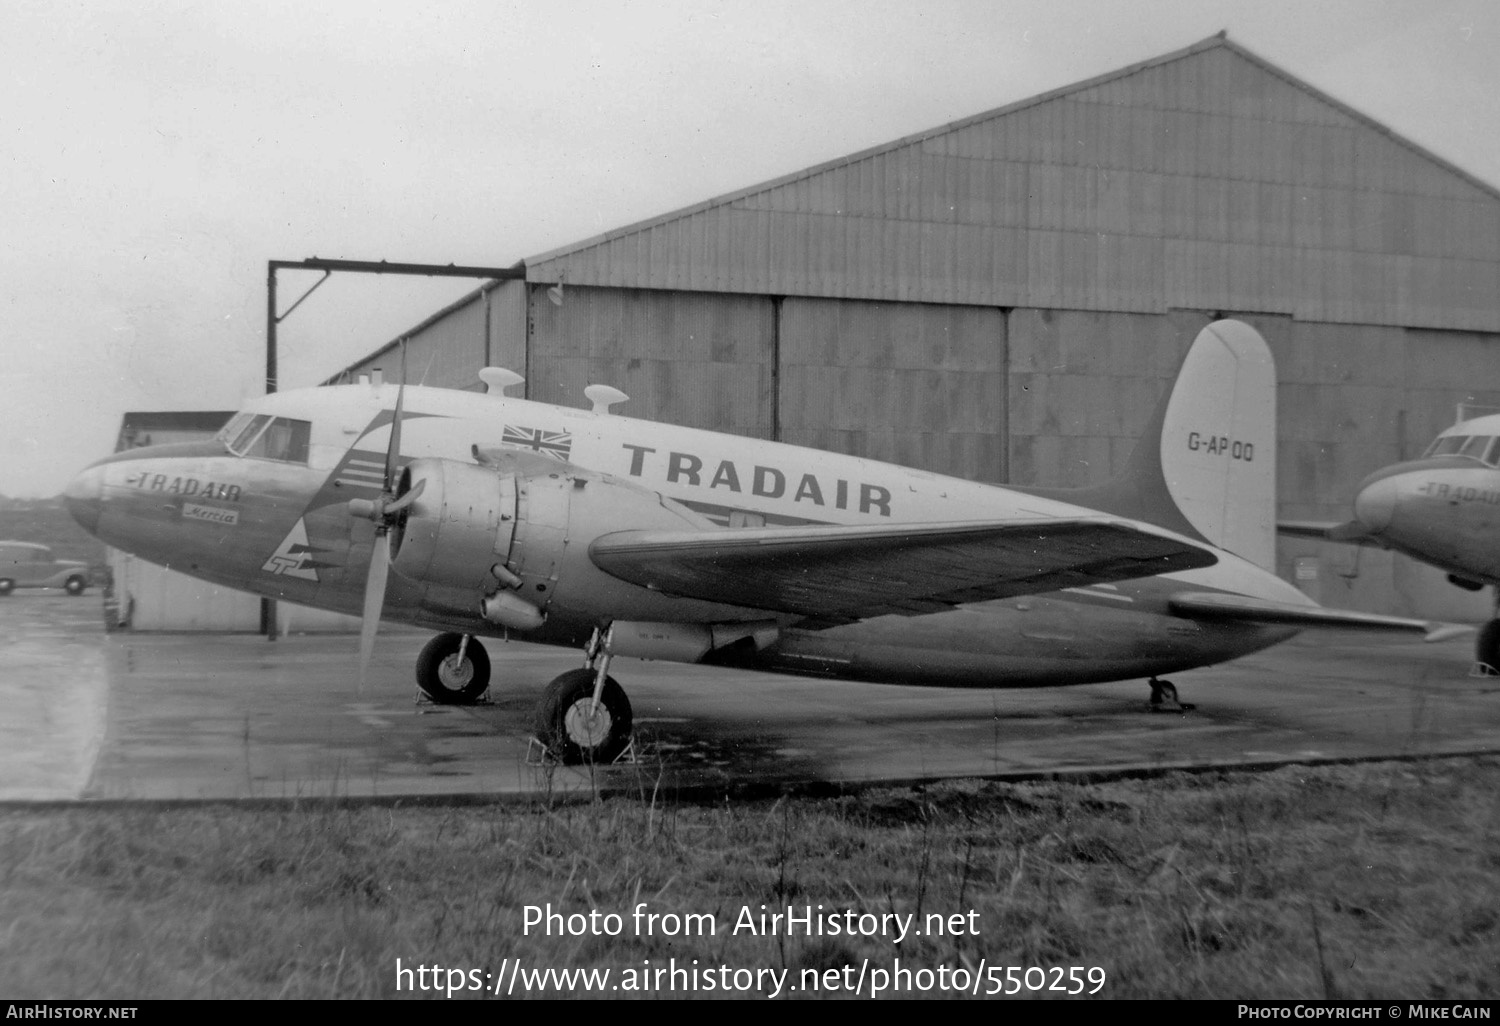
left=1029, top=319, right=1278, bottom=570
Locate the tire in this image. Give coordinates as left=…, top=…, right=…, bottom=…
left=0, top=579, right=13, bottom=596
left=535, top=668, right=633, bottom=765
left=1477, top=620, right=1500, bottom=673
left=414, top=633, right=491, bottom=704
left=64, top=576, right=87, bottom=596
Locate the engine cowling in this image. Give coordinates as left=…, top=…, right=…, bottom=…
left=389, top=458, right=517, bottom=599
left=388, top=455, right=747, bottom=630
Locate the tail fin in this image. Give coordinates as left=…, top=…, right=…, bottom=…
left=1025, top=320, right=1277, bottom=570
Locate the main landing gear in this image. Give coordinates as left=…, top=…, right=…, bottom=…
left=1148, top=677, right=1195, bottom=714
left=534, top=625, right=634, bottom=765
left=411, top=627, right=635, bottom=765
left=415, top=632, right=491, bottom=704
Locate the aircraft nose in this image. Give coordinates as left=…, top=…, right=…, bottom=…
left=64, top=462, right=105, bottom=537
left=1352, top=473, right=1398, bottom=532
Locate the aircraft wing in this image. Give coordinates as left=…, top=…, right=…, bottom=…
left=1277, top=520, right=1386, bottom=547
left=1167, top=591, right=1468, bottom=641
left=589, top=518, right=1216, bottom=623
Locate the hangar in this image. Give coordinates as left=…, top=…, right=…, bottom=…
left=111, top=33, right=1499, bottom=633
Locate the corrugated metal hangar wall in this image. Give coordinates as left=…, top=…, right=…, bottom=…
left=335, top=35, right=1500, bottom=622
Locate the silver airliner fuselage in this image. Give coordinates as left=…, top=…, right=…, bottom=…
left=1342, top=414, right=1500, bottom=587
left=69, top=321, right=1452, bottom=762
left=67, top=381, right=1306, bottom=688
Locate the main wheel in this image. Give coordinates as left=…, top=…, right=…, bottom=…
left=415, top=633, right=491, bottom=704
left=0, top=579, right=13, bottom=596
left=1477, top=621, right=1500, bottom=674
left=64, top=575, right=87, bottom=596
left=535, top=668, right=633, bottom=765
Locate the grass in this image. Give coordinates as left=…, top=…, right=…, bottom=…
left=2, top=756, right=1498, bottom=999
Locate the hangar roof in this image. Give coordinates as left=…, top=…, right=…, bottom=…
left=522, top=33, right=1500, bottom=331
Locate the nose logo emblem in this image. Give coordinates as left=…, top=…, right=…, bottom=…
left=263, top=519, right=322, bottom=581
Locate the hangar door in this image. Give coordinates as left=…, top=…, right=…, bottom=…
left=109, top=552, right=261, bottom=631
left=528, top=286, right=777, bottom=438
left=777, top=298, right=1009, bottom=483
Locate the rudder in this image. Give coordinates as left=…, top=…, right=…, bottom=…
left=1158, top=320, right=1276, bottom=569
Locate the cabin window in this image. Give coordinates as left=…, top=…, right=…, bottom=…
left=1483, top=437, right=1500, bottom=467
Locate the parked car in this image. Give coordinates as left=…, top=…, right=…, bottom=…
left=0, top=541, right=91, bottom=595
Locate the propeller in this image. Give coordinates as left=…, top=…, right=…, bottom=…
left=348, top=350, right=424, bottom=689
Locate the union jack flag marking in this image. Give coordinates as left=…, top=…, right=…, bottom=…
left=501, top=425, right=573, bottom=461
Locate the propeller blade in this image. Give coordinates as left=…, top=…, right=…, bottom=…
left=385, top=380, right=405, bottom=493
left=356, top=345, right=405, bottom=691
left=358, top=531, right=391, bottom=691
left=384, top=343, right=409, bottom=492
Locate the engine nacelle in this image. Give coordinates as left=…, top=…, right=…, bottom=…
left=389, top=455, right=749, bottom=629
left=609, top=620, right=781, bottom=662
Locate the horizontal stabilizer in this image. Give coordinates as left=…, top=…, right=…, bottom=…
left=1277, top=520, right=1385, bottom=546
left=1168, top=590, right=1465, bottom=642
left=591, top=518, right=1216, bottom=622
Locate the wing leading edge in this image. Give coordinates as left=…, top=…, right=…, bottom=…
left=589, top=518, right=1216, bottom=623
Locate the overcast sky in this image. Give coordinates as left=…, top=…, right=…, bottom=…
left=4, top=0, right=1498, bottom=497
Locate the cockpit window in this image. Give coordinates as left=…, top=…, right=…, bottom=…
left=216, top=412, right=257, bottom=448
left=226, top=414, right=273, bottom=455
left=1424, top=435, right=1470, bottom=458
left=222, top=414, right=311, bottom=463
left=1422, top=433, right=1500, bottom=464
left=1459, top=435, right=1493, bottom=461
left=245, top=418, right=311, bottom=463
